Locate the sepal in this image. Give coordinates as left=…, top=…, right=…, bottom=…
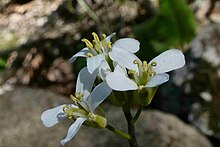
left=85, top=114, right=107, bottom=129
left=132, top=87, right=158, bottom=106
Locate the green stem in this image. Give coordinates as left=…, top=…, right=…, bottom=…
left=122, top=104, right=139, bottom=147
left=131, top=106, right=143, bottom=124
left=77, top=0, right=99, bottom=22
left=106, top=124, right=131, bottom=140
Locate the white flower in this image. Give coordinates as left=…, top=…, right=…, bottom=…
left=69, top=32, right=140, bottom=74
left=98, top=60, right=126, bottom=81
left=41, top=67, right=112, bottom=146
left=106, top=49, right=185, bottom=91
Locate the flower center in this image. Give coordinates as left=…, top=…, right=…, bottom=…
left=82, top=32, right=112, bottom=58
left=63, top=92, right=90, bottom=120
left=63, top=105, right=87, bottom=119
left=128, top=60, right=157, bottom=86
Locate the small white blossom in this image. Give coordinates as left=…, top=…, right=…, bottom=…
left=41, top=67, right=112, bottom=145
left=106, top=49, right=185, bottom=91
left=69, top=32, right=140, bottom=74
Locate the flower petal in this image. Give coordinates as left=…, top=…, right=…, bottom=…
left=87, top=81, right=112, bottom=112
left=149, top=49, right=185, bottom=74
left=109, top=49, right=140, bottom=71
left=114, top=64, right=127, bottom=76
left=68, top=48, right=90, bottom=63
left=76, top=67, right=97, bottom=99
left=41, top=104, right=67, bottom=128
left=145, top=73, right=169, bottom=87
left=99, top=60, right=111, bottom=80
left=105, top=32, right=116, bottom=42
left=60, top=117, right=86, bottom=146
left=106, top=72, right=138, bottom=91
left=87, top=54, right=106, bottom=74
left=112, top=38, right=140, bottom=53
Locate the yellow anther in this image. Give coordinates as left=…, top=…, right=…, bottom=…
left=128, top=70, right=136, bottom=75
left=149, top=71, right=156, bottom=77
left=107, top=42, right=112, bottom=48
left=86, top=53, right=94, bottom=58
left=101, top=34, right=106, bottom=40
left=70, top=94, right=79, bottom=103
left=63, top=105, right=74, bottom=119
left=92, top=32, right=100, bottom=43
left=93, top=40, right=102, bottom=52
left=63, top=106, right=69, bottom=112
left=75, top=92, right=83, bottom=101
left=82, top=38, right=93, bottom=50
left=133, top=60, right=139, bottom=64
left=150, top=62, right=157, bottom=66
left=87, top=113, right=95, bottom=120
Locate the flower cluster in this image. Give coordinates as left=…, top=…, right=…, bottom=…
left=41, top=32, right=185, bottom=145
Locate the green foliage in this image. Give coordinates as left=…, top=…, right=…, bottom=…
left=0, top=57, right=6, bottom=67
left=0, top=57, right=6, bottom=71
left=134, top=0, right=196, bottom=59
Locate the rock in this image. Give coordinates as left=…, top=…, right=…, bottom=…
left=0, top=87, right=212, bottom=147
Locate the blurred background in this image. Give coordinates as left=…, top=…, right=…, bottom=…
left=0, top=0, right=220, bottom=146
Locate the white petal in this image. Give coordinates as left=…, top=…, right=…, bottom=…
left=145, top=73, right=169, bottom=87
left=60, top=117, right=86, bottom=146
left=41, top=104, right=67, bottom=128
left=99, top=60, right=111, bottom=80
left=106, top=72, right=138, bottom=91
left=106, top=32, right=116, bottom=42
left=112, top=38, right=140, bottom=53
left=114, top=64, right=127, bottom=76
left=68, top=48, right=90, bottom=63
left=76, top=67, right=97, bottom=99
left=87, top=54, right=106, bottom=74
left=87, top=81, right=112, bottom=112
left=109, top=49, right=140, bottom=71
left=149, top=49, right=185, bottom=74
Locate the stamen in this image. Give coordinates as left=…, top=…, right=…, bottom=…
left=63, top=106, right=69, bottom=112
left=107, top=42, right=112, bottom=49
left=101, top=34, right=106, bottom=40
left=70, top=95, right=79, bottom=104
left=92, top=32, right=100, bottom=43
left=150, top=62, right=157, bottom=66
left=87, top=113, right=95, bottom=120
left=101, top=34, right=107, bottom=47
left=63, top=106, right=74, bottom=119
left=128, top=70, right=136, bottom=75
left=92, top=40, right=102, bottom=53
left=133, top=60, right=140, bottom=65
left=86, top=53, right=94, bottom=58
left=142, top=61, right=148, bottom=71
left=133, top=60, right=143, bottom=80
left=82, top=38, right=93, bottom=50
left=148, top=71, right=156, bottom=77
left=75, top=92, right=84, bottom=99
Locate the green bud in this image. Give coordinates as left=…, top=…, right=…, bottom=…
left=85, top=114, right=107, bottom=129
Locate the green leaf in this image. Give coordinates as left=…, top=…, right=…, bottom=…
left=0, top=58, right=6, bottom=67
left=134, top=0, right=196, bottom=54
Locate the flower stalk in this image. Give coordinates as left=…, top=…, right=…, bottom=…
left=106, top=124, right=131, bottom=140
left=122, top=104, right=139, bottom=147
